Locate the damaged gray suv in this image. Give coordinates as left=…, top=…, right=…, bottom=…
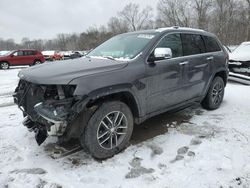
left=14, top=27, right=229, bottom=159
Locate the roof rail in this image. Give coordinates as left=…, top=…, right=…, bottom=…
left=155, top=26, right=205, bottom=32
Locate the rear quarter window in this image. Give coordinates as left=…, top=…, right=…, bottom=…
left=28, top=51, right=36, bottom=55
left=203, top=36, right=221, bottom=52
left=23, top=51, right=35, bottom=56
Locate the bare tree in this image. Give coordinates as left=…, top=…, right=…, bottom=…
left=21, top=37, right=31, bottom=49
left=66, top=34, right=79, bottom=50
left=194, top=0, right=212, bottom=29
left=210, top=0, right=239, bottom=44
left=107, top=17, right=129, bottom=34
left=56, top=34, right=69, bottom=51
left=2, top=1, right=250, bottom=51
left=157, top=0, right=193, bottom=27
left=246, top=0, right=250, bottom=40
left=119, top=3, right=153, bottom=31
left=1, top=39, right=18, bottom=50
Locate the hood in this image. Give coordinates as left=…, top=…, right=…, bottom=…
left=0, top=51, right=10, bottom=57
left=18, top=57, right=128, bottom=85
left=0, top=54, right=8, bottom=58
left=229, top=51, right=250, bottom=62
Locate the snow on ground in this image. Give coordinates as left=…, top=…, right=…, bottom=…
left=0, top=68, right=250, bottom=188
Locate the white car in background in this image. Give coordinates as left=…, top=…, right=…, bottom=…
left=228, top=42, right=250, bottom=84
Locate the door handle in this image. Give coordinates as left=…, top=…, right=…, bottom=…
left=179, top=61, right=189, bottom=66
left=206, top=56, right=214, bottom=61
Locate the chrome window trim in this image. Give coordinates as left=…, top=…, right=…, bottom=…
left=146, top=31, right=223, bottom=64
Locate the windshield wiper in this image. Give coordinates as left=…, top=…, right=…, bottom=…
left=86, top=55, right=117, bottom=61
left=102, top=56, right=116, bottom=61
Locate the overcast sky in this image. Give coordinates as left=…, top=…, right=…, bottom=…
left=0, top=0, right=157, bottom=43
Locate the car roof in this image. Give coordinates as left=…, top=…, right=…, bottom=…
left=241, top=41, right=250, bottom=45
left=16, top=49, right=37, bottom=51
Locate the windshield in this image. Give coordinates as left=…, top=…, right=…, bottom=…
left=0, top=51, right=12, bottom=56
left=88, top=33, right=156, bottom=60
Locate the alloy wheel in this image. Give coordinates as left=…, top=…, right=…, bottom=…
left=212, top=82, right=223, bottom=105
left=97, top=111, right=128, bottom=150
left=1, top=62, right=9, bottom=70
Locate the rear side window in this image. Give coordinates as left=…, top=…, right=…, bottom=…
left=203, top=36, right=221, bottom=52
left=24, top=51, right=36, bottom=56
left=181, top=34, right=206, bottom=56
left=156, top=33, right=183, bottom=58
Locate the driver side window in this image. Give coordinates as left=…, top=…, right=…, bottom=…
left=13, top=51, right=24, bottom=56
left=156, top=33, right=183, bottom=58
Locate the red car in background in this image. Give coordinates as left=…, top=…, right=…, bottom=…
left=0, top=49, right=45, bottom=69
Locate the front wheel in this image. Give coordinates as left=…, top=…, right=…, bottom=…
left=0, top=62, right=10, bottom=70
left=80, top=101, right=134, bottom=159
left=201, top=76, right=225, bottom=110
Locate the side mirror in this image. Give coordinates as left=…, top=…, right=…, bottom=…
left=10, top=54, right=14, bottom=57
left=154, top=48, right=172, bottom=61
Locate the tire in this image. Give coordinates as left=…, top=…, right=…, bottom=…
left=201, top=76, right=225, bottom=110
left=80, top=101, right=134, bottom=159
left=0, top=62, right=10, bottom=70
left=33, top=60, right=41, bottom=65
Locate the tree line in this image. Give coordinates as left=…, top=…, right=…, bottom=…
left=0, top=0, right=249, bottom=51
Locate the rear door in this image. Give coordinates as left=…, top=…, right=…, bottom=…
left=146, top=33, right=188, bottom=113
left=24, top=50, right=36, bottom=64
left=180, top=33, right=211, bottom=100
left=203, top=35, right=225, bottom=72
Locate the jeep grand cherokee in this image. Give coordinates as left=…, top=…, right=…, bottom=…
left=13, top=27, right=229, bottom=159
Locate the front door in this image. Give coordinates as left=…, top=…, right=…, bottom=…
left=145, top=33, right=187, bottom=114
left=11, top=51, right=26, bottom=65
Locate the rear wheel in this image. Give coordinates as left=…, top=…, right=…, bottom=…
left=0, top=62, right=9, bottom=70
left=80, top=101, right=134, bottom=159
left=201, top=76, right=225, bottom=110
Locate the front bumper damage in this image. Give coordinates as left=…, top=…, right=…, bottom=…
left=13, top=80, right=81, bottom=145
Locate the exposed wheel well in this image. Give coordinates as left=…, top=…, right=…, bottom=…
left=34, top=59, right=41, bottom=63
left=0, top=61, right=9, bottom=64
left=214, top=71, right=227, bottom=86
left=86, top=92, right=140, bottom=119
